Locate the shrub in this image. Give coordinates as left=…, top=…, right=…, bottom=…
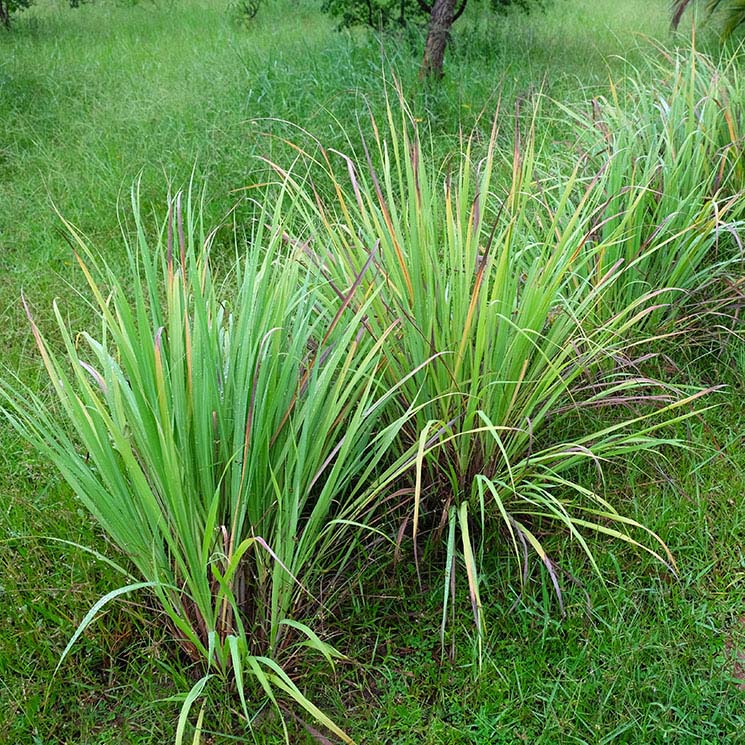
left=229, top=0, right=261, bottom=26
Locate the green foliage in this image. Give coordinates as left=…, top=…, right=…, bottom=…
left=321, top=0, right=544, bottom=31
left=321, top=0, right=419, bottom=29
left=673, top=0, right=745, bottom=37
left=0, top=0, right=32, bottom=29
left=228, top=0, right=261, bottom=26
left=273, top=83, right=713, bottom=656
left=0, top=188, right=415, bottom=741
left=2, top=0, right=745, bottom=741
left=554, top=46, right=745, bottom=331
left=491, top=0, right=544, bottom=12
left=0, top=0, right=88, bottom=27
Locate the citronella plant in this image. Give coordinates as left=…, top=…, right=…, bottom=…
left=270, top=87, right=709, bottom=654
left=0, top=188, right=412, bottom=743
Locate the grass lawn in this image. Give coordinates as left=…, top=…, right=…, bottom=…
left=1, top=0, right=744, bottom=742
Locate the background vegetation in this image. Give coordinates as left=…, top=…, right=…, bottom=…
left=1, top=0, right=745, bottom=743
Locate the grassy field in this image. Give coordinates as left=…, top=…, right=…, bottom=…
left=1, top=0, right=745, bottom=743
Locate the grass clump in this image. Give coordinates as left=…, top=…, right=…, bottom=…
left=272, top=83, right=715, bottom=658
left=1, top=85, right=720, bottom=735
left=0, top=187, right=416, bottom=742
left=555, top=44, right=745, bottom=332
left=2, top=2, right=745, bottom=742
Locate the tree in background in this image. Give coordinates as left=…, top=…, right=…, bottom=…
left=672, top=0, right=745, bottom=37
left=0, top=0, right=32, bottom=29
left=321, top=0, right=543, bottom=78
left=1, top=0, right=87, bottom=28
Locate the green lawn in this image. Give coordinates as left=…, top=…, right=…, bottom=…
left=1, top=0, right=744, bottom=742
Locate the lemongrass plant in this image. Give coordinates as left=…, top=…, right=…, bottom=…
left=270, top=86, right=709, bottom=653
left=0, top=187, right=413, bottom=743
left=552, top=44, right=744, bottom=331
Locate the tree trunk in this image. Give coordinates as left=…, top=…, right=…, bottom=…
left=0, top=2, right=10, bottom=30
left=419, top=0, right=455, bottom=80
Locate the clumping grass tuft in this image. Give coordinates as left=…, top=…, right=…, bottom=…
left=0, top=186, right=416, bottom=742
left=551, top=44, right=745, bottom=332
left=3, top=1, right=745, bottom=741
left=271, top=83, right=715, bottom=660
